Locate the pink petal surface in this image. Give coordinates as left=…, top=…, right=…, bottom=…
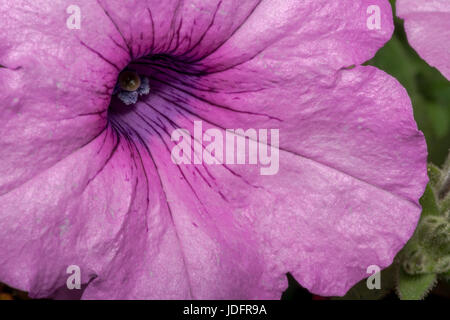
left=0, top=0, right=428, bottom=299
left=397, top=0, right=450, bottom=80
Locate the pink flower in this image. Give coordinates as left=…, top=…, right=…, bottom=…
left=0, top=0, right=428, bottom=299
left=397, top=0, right=450, bottom=80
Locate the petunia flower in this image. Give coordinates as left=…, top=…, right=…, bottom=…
left=0, top=0, right=428, bottom=299
left=397, top=0, right=450, bottom=80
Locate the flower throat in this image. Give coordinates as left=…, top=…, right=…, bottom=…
left=113, top=70, right=150, bottom=106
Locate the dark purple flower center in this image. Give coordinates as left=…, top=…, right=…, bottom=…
left=106, top=53, right=199, bottom=144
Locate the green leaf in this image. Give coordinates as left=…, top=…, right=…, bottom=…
left=435, top=151, right=450, bottom=212
left=401, top=213, right=450, bottom=275
left=427, top=163, right=443, bottom=190
left=397, top=268, right=437, bottom=300
left=400, top=158, right=450, bottom=276
left=419, top=183, right=440, bottom=217
left=442, top=195, right=450, bottom=215
left=443, top=152, right=450, bottom=173
left=426, top=152, right=450, bottom=209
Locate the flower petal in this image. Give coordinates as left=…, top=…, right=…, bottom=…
left=397, top=0, right=450, bottom=80
left=0, top=1, right=130, bottom=195
left=0, top=126, right=200, bottom=298
left=132, top=64, right=428, bottom=296
left=94, top=0, right=261, bottom=60
left=199, top=0, right=394, bottom=74
left=0, top=123, right=268, bottom=299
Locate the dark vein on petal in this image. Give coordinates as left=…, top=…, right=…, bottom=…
left=85, top=129, right=121, bottom=187
left=165, top=0, right=183, bottom=53
left=167, top=17, right=184, bottom=55
left=78, top=110, right=108, bottom=117
left=153, top=77, right=282, bottom=121
left=126, top=121, right=195, bottom=299
left=187, top=0, right=263, bottom=64
left=109, top=120, right=151, bottom=234
left=136, top=112, right=212, bottom=216
left=96, top=0, right=134, bottom=60
left=147, top=63, right=269, bottom=93
left=147, top=8, right=156, bottom=53
left=114, top=121, right=151, bottom=232
left=180, top=1, right=222, bottom=60
left=108, top=35, right=131, bottom=56
left=80, top=41, right=121, bottom=71
left=139, top=100, right=258, bottom=195
left=145, top=95, right=264, bottom=190
left=152, top=91, right=416, bottom=204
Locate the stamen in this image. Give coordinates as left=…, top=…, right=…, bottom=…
left=119, top=71, right=141, bottom=91
left=113, top=70, right=150, bottom=106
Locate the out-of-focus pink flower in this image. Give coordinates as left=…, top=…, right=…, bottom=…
left=397, top=0, right=450, bottom=80
left=0, top=0, right=427, bottom=299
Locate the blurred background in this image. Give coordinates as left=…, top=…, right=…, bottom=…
left=1, top=0, right=448, bottom=301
